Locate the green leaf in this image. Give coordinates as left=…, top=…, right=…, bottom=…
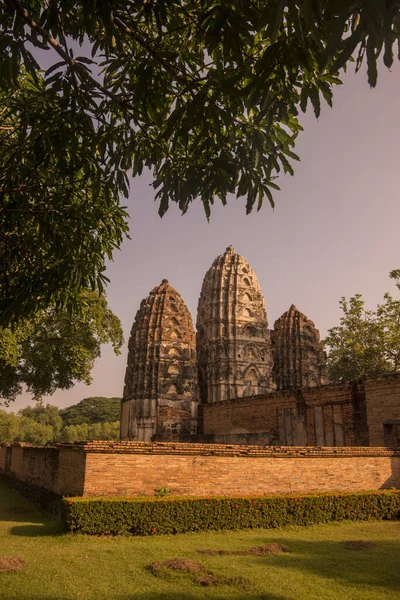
left=366, top=36, right=378, bottom=87
left=263, top=0, right=285, bottom=42
left=309, top=86, right=321, bottom=118
left=383, top=35, right=394, bottom=69
left=45, top=62, right=66, bottom=77
left=330, top=29, right=364, bottom=73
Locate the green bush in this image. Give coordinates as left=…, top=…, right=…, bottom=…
left=61, top=490, right=400, bottom=536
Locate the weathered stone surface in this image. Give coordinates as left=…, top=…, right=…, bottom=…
left=121, top=280, right=198, bottom=441
left=196, top=246, right=275, bottom=404
left=272, top=305, right=328, bottom=391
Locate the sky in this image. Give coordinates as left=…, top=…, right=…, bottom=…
left=6, top=60, right=400, bottom=412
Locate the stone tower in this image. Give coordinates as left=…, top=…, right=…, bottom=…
left=121, top=280, right=198, bottom=441
left=272, top=304, right=329, bottom=391
left=196, top=246, right=275, bottom=404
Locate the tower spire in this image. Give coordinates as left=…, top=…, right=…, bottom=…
left=197, top=247, right=275, bottom=404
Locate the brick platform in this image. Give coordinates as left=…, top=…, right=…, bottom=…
left=1, top=441, right=399, bottom=498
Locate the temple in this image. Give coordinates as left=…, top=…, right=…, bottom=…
left=120, top=247, right=398, bottom=447
left=121, top=279, right=198, bottom=441
left=272, top=305, right=329, bottom=391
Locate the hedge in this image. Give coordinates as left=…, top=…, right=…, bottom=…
left=61, top=490, right=400, bottom=535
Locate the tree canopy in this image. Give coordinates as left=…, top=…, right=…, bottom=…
left=60, top=396, right=121, bottom=426
left=19, top=401, right=63, bottom=439
left=0, top=290, right=123, bottom=403
left=1, top=1, right=400, bottom=323
left=324, top=270, right=400, bottom=382
left=0, top=401, right=120, bottom=444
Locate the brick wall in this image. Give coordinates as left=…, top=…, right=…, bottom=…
left=1, top=441, right=398, bottom=498
left=82, top=445, right=399, bottom=497
left=301, top=382, right=362, bottom=446
left=0, top=443, right=86, bottom=496
left=202, top=392, right=298, bottom=444
left=55, top=448, right=86, bottom=496
left=10, top=446, right=24, bottom=478
left=202, top=383, right=361, bottom=446
left=202, top=374, right=400, bottom=447
left=364, top=376, right=400, bottom=446
left=0, top=445, right=7, bottom=471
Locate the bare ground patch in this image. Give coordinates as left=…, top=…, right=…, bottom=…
left=341, top=541, right=377, bottom=550
left=197, top=543, right=290, bottom=556
left=150, top=558, right=250, bottom=588
left=0, top=557, right=26, bottom=573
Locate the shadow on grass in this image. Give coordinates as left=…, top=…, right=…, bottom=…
left=9, top=522, right=63, bottom=536
left=0, top=483, right=62, bottom=535
left=0, top=489, right=45, bottom=524
left=240, top=535, right=400, bottom=594
left=5, top=595, right=288, bottom=600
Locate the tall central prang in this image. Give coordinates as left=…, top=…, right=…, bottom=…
left=196, top=246, right=275, bottom=404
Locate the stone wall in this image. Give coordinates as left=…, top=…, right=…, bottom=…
left=1, top=441, right=399, bottom=498
left=202, top=374, right=400, bottom=447
left=0, top=444, right=85, bottom=496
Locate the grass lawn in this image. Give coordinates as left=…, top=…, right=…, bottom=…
left=0, top=483, right=399, bottom=600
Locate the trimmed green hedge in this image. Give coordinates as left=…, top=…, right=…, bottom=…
left=61, top=490, right=400, bottom=535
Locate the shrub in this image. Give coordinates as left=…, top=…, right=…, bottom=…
left=61, top=490, right=400, bottom=536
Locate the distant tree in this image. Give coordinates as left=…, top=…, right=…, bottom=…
left=60, top=397, right=121, bottom=427
left=1, top=2, right=400, bottom=324
left=59, top=423, right=89, bottom=444
left=324, top=271, right=400, bottom=382
left=0, top=401, right=120, bottom=444
left=59, top=420, right=119, bottom=443
left=0, top=410, right=20, bottom=442
left=0, top=291, right=123, bottom=404
left=18, top=417, right=54, bottom=445
left=18, top=403, right=63, bottom=441
left=100, top=421, right=120, bottom=440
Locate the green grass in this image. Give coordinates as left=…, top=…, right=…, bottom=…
left=0, top=483, right=399, bottom=600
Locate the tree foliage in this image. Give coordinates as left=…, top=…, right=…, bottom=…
left=324, top=270, right=400, bottom=382
left=60, top=396, right=121, bottom=426
left=0, top=410, right=20, bottom=442
left=0, top=405, right=60, bottom=444
left=0, top=398, right=121, bottom=444
left=1, top=1, right=400, bottom=323
left=0, top=290, right=123, bottom=403
left=59, top=420, right=120, bottom=443
left=0, top=74, right=129, bottom=324
left=19, top=401, right=63, bottom=440
left=17, top=417, right=55, bottom=445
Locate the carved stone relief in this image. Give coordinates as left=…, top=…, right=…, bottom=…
left=271, top=304, right=329, bottom=391
left=196, top=246, right=275, bottom=403
left=121, top=279, right=198, bottom=441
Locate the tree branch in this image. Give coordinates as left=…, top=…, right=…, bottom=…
left=7, top=0, right=74, bottom=66
left=113, top=13, right=192, bottom=86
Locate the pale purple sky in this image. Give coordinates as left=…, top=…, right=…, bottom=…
left=7, top=61, right=400, bottom=412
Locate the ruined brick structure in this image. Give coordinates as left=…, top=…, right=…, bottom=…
left=121, top=280, right=198, bottom=442
left=196, top=246, right=275, bottom=403
left=121, top=247, right=398, bottom=447
left=272, top=304, right=329, bottom=391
